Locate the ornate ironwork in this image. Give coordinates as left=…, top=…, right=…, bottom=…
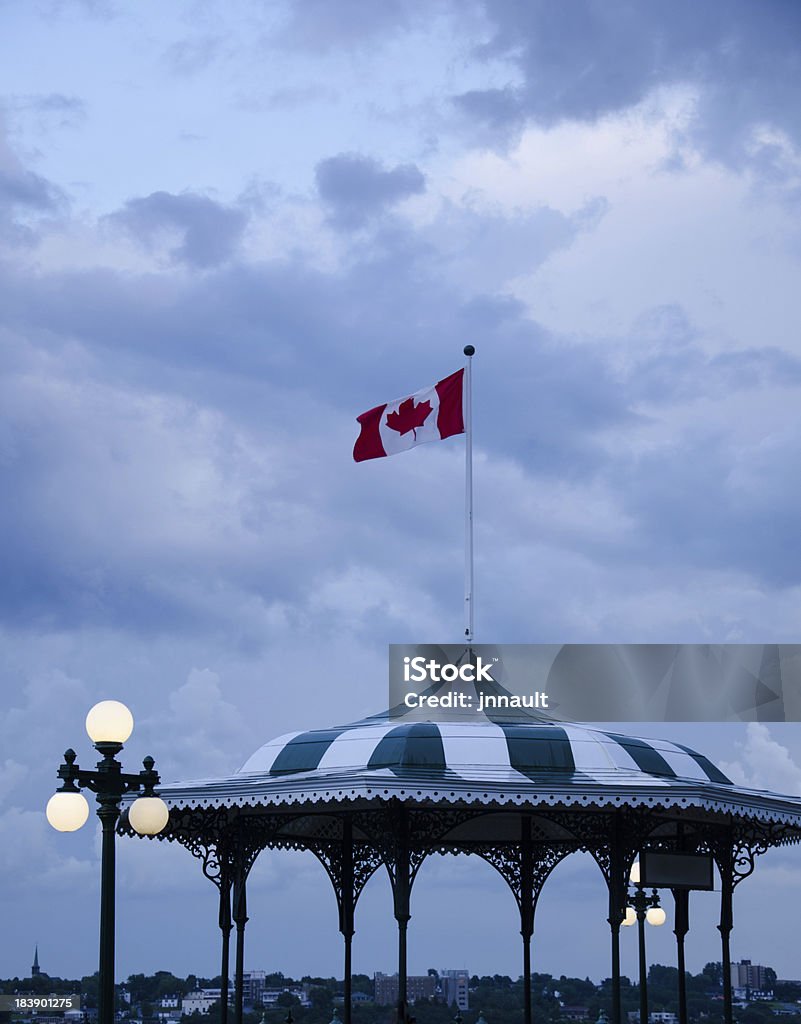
left=120, top=804, right=234, bottom=888
left=472, top=840, right=575, bottom=912
left=308, top=839, right=384, bottom=911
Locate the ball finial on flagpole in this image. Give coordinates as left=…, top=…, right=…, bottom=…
left=464, top=345, right=475, bottom=356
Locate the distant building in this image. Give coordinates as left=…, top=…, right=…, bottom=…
left=334, top=992, right=372, bottom=1007
left=440, top=970, right=469, bottom=1011
left=559, top=1007, right=589, bottom=1021
left=242, top=971, right=266, bottom=1006
left=262, top=988, right=310, bottom=1008
left=649, top=1014, right=677, bottom=1024
left=183, top=990, right=227, bottom=1015
left=155, top=995, right=181, bottom=1022
left=32, top=946, right=41, bottom=978
left=735, top=960, right=774, bottom=997
left=374, top=973, right=437, bottom=1006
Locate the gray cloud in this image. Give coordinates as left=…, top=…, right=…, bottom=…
left=274, top=0, right=446, bottom=53
left=316, top=153, right=425, bottom=230
left=8, top=93, right=87, bottom=132
left=3, top=215, right=800, bottom=649
left=108, top=191, right=249, bottom=267
left=0, top=120, right=62, bottom=246
left=162, top=35, right=223, bottom=77
left=8, top=0, right=801, bottom=986
left=456, top=0, right=801, bottom=164
left=0, top=165, right=56, bottom=211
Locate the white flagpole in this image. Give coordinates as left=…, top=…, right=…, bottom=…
left=464, top=344, right=475, bottom=643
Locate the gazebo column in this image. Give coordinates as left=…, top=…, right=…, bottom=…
left=311, top=816, right=383, bottom=1024
left=717, top=855, right=734, bottom=1024
left=340, top=819, right=355, bottom=1024
left=477, top=817, right=573, bottom=1024
left=710, top=827, right=780, bottom=1024
left=520, top=824, right=534, bottom=1024
left=393, top=848, right=411, bottom=1024
left=606, top=821, right=626, bottom=1024
left=233, top=869, right=248, bottom=1024
left=219, top=871, right=233, bottom=1024
left=387, top=803, right=414, bottom=1024
left=672, top=890, right=689, bottom=1024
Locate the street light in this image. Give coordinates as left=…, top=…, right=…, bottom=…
left=622, top=861, right=666, bottom=1024
left=46, top=700, right=169, bottom=1024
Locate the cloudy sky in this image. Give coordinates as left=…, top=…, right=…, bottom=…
left=3, top=0, right=801, bottom=989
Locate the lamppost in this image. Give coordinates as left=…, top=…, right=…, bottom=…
left=46, top=700, right=169, bottom=1024
left=622, top=861, right=666, bottom=1024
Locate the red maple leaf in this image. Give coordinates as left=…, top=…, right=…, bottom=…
left=386, top=397, right=433, bottom=437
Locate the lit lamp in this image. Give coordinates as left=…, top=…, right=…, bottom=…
left=46, top=700, right=169, bottom=1024
left=624, top=860, right=667, bottom=1024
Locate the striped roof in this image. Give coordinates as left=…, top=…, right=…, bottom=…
left=139, top=689, right=801, bottom=828
left=114, top=655, right=801, bottom=830
left=239, top=718, right=732, bottom=788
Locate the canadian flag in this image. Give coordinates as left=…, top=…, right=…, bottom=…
left=353, top=368, right=465, bottom=462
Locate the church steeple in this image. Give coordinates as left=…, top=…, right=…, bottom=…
left=32, top=945, right=40, bottom=977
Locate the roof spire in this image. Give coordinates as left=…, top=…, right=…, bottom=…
left=32, top=944, right=41, bottom=976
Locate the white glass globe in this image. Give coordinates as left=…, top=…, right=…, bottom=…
left=622, top=906, right=636, bottom=927
left=86, top=700, right=134, bottom=744
left=129, top=796, right=170, bottom=836
left=46, top=791, right=90, bottom=832
left=629, top=860, right=640, bottom=884
left=646, top=906, right=666, bottom=927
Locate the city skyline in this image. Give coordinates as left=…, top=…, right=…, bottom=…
left=2, top=0, right=801, bottom=989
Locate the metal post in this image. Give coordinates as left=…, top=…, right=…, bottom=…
left=392, top=809, right=411, bottom=1024
left=97, top=795, right=119, bottom=1024
left=463, top=344, right=474, bottom=643
left=397, top=917, right=408, bottom=1024
left=520, top=820, right=534, bottom=1024
left=233, top=873, right=248, bottom=1024
left=610, top=924, right=622, bottom=1024
left=636, top=899, right=648, bottom=1024
left=49, top=734, right=165, bottom=1024
left=673, top=890, right=689, bottom=1024
left=718, top=865, right=734, bottom=1024
left=607, top=823, right=625, bottom=1024
left=219, top=875, right=232, bottom=1024
left=340, top=818, right=355, bottom=1024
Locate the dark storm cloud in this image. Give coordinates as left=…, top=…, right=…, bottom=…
left=108, top=191, right=249, bottom=267
left=456, top=0, right=801, bottom=162
left=5, top=199, right=801, bottom=644
left=315, top=154, right=426, bottom=230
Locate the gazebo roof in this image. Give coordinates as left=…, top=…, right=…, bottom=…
left=147, top=700, right=801, bottom=828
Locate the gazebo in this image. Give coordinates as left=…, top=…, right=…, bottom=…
left=121, top=665, right=801, bottom=1024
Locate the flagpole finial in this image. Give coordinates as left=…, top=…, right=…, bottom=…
left=464, top=345, right=475, bottom=356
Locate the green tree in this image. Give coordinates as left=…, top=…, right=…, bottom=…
left=702, top=963, right=723, bottom=989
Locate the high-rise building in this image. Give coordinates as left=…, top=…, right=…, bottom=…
left=735, top=960, right=773, bottom=995
left=440, top=970, right=469, bottom=1010
left=242, top=971, right=267, bottom=1006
